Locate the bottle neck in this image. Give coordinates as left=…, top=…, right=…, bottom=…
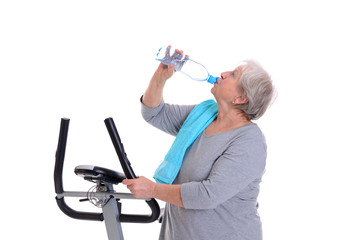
left=207, top=75, right=219, bottom=84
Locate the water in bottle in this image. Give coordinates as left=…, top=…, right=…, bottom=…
left=155, top=46, right=219, bottom=84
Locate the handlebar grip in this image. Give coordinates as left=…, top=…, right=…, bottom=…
left=54, top=118, right=69, bottom=194
left=104, top=118, right=137, bottom=179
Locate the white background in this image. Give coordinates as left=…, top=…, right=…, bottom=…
left=1, top=0, right=359, bottom=239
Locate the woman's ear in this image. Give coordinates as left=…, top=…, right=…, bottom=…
left=234, top=95, right=248, bottom=105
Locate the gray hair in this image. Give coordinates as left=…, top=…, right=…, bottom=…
left=236, top=60, right=275, bottom=120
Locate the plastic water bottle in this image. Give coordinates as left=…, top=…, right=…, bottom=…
left=155, top=46, right=219, bottom=84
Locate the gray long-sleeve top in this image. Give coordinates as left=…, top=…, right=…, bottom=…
left=141, top=99, right=267, bottom=240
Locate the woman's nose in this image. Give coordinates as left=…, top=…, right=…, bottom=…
left=221, top=71, right=230, bottom=79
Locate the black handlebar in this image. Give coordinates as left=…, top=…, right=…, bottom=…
left=56, top=197, right=104, bottom=221
left=54, top=118, right=69, bottom=195
left=104, top=117, right=160, bottom=223
left=54, top=118, right=104, bottom=221
left=104, top=118, right=137, bottom=179
left=54, top=118, right=160, bottom=223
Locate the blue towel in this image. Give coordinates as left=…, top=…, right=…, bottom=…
left=153, top=99, right=218, bottom=184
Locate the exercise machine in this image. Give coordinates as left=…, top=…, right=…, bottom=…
left=54, top=118, right=160, bottom=240
left=54, top=118, right=160, bottom=239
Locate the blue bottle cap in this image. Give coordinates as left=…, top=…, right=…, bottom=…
left=207, top=75, right=219, bottom=84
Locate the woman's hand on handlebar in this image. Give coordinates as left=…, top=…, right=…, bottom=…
left=122, top=176, right=184, bottom=208
left=123, top=176, right=156, bottom=199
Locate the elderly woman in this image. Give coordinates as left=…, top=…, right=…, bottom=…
left=123, top=54, right=274, bottom=240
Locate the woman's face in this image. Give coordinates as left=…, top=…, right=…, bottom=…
left=211, top=66, right=244, bottom=103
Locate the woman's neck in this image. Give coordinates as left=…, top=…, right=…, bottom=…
left=205, top=107, right=251, bottom=136
left=216, top=110, right=250, bottom=127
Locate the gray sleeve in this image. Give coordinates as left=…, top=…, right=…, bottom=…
left=180, top=134, right=267, bottom=210
left=140, top=97, right=196, bottom=136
